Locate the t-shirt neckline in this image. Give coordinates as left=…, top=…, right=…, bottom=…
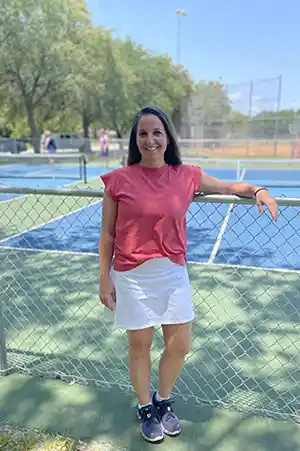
left=138, top=163, right=167, bottom=173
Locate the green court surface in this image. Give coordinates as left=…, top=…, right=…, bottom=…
left=1, top=249, right=300, bottom=421
left=1, top=168, right=300, bottom=449
left=1, top=373, right=300, bottom=451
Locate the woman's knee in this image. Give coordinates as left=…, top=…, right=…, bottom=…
left=128, top=327, right=154, bottom=356
left=163, top=323, right=192, bottom=357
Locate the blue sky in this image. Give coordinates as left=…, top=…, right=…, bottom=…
left=87, top=0, right=299, bottom=111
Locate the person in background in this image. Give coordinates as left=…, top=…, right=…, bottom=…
left=99, top=128, right=109, bottom=157
left=44, top=130, right=57, bottom=170
left=99, top=106, right=278, bottom=443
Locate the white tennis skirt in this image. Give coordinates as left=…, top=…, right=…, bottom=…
left=110, top=258, right=195, bottom=330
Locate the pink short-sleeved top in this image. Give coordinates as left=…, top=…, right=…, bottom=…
left=101, top=163, right=202, bottom=272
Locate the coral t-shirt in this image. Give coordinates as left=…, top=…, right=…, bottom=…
left=101, top=163, right=202, bottom=272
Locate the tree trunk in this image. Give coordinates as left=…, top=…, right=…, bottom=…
left=25, top=100, right=40, bottom=153
left=116, top=128, right=123, bottom=138
left=82, top=108, right=90, bottom=138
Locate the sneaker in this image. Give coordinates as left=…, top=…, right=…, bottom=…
left=152, top=392, right=181, bottom=436
left=137, top=404, right=164, bottom=443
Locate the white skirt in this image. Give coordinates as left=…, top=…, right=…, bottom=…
left=110, top=258, right=195, bottom=330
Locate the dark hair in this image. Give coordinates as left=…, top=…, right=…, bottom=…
left=127, top=106, right=182, bottom=166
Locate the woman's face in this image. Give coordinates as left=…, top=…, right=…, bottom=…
left=136, top=115, right=168, bottom=167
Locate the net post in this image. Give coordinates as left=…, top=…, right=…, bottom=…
left=0, top=296, right=8, bottom=376
left=83, top=155, right=87, bottom=183
left=79, top=155, right=83, bottom=181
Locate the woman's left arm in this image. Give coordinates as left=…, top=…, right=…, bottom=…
left=199, top=172, right=278, bottom=221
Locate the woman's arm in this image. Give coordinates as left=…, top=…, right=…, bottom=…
left=99, top=193, right=117, bottom=276
left=199, top=171, right=278, bottom=221
left=99, top=193, right=118, bottom=310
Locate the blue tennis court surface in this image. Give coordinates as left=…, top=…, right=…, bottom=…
left=1, top=164, right=300, bottom=271
left=0, top=164, right=108, bottom=201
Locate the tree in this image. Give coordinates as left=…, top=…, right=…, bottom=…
left=249, top=110, right=300, bottom=139
left=180, top=81, right=231, bottom=139
left=0, top=0, right=90, bottom=151
left=98, top=38, right=194, bottom=137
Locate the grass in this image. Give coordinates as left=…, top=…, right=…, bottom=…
left=0, top=421, right=126, bottom=450
left=0, top=423, right=76, bottom=450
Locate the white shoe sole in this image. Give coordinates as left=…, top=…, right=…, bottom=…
left=141, top=430, right=164, bottom=443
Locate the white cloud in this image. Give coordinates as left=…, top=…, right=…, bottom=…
left=229, top=92, right=241, bottom=102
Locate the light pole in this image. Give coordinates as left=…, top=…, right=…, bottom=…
left=176, top=8, right=186, bottom=65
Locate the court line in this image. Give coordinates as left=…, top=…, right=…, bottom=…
left=0, top=199, right=102, bottom=245
left=0, top=245, right=98, bottom=257
left=1, top=245, right=299, bottom=275
left=208, top=168, right=246, bottom=264
left=0, top=175, right=101, bottom=205
left=188, top=260, right=300, bottom=275
left=0, top=194, right=24, bottom=205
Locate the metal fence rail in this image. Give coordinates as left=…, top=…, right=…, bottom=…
left=1, top=186, right=300, bottom=423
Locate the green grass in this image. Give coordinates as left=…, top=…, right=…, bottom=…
left=0, top=423, right=76, bottom=450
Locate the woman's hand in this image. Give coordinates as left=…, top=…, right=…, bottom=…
left=255, top=189, right=278, bottom=221
left=99, top=274, right=116, bottom=311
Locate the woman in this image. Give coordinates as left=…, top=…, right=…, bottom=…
left=99, top=106, right=278, bottom=443
left=99, top=128, right=109, bottom=156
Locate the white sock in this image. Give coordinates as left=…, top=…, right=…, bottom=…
left=155, top=392, right=170, bottom=402
left=138, top=402, right=152, bottom=409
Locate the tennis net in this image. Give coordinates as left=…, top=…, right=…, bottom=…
left=183, top=157, right=300, bottom=188
left=0, top=153, right=87, bottom=183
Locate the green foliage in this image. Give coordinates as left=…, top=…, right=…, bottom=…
left=0, top=0, right=197, bottom=142
left=2, top=0, right=293, bottom=144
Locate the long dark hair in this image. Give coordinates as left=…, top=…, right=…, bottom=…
left=127, top=106, right=182, bottom=166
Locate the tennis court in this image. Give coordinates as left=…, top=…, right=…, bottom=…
left=1, top=154, right=300, bottom=428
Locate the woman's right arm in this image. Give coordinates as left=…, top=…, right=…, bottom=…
left=99, top=193, right=117, bottom=309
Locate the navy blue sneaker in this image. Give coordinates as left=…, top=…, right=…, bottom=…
left=152, top=392, right=181, bottom=436
left=137, top=404, right=164, bottom=443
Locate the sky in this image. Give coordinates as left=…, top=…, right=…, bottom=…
left=87, top=0, right=300, bottom=111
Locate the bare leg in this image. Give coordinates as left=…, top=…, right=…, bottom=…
left=158, top=322, right=192, bottom=398
left=127, top=327, right=154, bottom=405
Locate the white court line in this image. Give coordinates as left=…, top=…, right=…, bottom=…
left=0, top=175, right=100, bottom=205
left=0, top=197, right=102, bottom=245
left=208, top=168, right=246, bottom=264
left=187, top=260, right=300, bottom=275
left=1, top=246, right=298, bottom=275
left=0, top=245, right=98, bottom=257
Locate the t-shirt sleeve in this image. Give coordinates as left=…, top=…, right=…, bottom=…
left=188, top=165, right=203, bottom=193
left=100, top=171, right=118, bottom=201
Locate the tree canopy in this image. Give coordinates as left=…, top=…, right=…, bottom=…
left=0, top=0, right=296, bottom=150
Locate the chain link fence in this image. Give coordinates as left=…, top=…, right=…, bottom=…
left=2, top=135, right=299, bottom=160
left=1, top=186, right=300, bottom=422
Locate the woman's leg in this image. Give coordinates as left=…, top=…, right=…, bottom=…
left=127, top=327, right=164, bottom=442
left=153, top=322, right=192, bottom=436
left=127, top=327, right=154, bottom=405
left=159, top=322, right=192, bottom=398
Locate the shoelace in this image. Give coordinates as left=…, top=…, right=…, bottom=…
left=156, top=399, right=176, bottom=421
left=140, top=406, right=160, bottom=424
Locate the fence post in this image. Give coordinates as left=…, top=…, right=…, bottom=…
left=0, top=296, right=8, bottom=375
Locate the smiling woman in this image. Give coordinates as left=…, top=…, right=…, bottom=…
left=127, top=106, right=182, bottom=167
left=98, top=105, right=278, bottom=444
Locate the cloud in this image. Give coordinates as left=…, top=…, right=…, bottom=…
left=229, top=92, right=241, bottom=102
